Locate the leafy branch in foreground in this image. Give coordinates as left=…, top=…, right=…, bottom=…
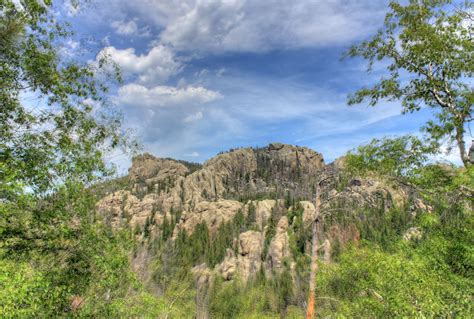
left=0, top=0, right=130, bottom=200
left=0, top=1, right=145, bottom=316
left=346, top=0, right=473, bottom=167
left=345, top=135, right=438, bottom=180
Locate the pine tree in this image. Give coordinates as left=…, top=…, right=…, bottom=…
left=246, top=202, right=257, bottom=228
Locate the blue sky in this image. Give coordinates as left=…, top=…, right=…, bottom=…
left=56, top=0, right=467, bottom=172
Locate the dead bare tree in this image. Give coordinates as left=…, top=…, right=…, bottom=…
left=306, top=174, right=338, bottom=319
left=306, top=179, right=321, bottom=319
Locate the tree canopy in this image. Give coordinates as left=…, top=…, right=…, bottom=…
left=0, top=0, right=127, bottom=201
left=346, top=0, right=473, bottom=167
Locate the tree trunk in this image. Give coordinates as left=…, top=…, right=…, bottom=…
left=306, top=184, right=321, bottom=319
left=455, top=123, right=469, bottom=168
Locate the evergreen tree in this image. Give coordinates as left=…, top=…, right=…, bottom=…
left=246, top=202, right=257, bottom=228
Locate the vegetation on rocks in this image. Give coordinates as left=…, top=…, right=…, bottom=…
left=1, top=0, right=472, bottom=318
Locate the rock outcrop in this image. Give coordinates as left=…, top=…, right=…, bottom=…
left=96, top=143, right=419, bottom=285
left=254, top=199, right=278, bottom=230
left=173, top=200, right=244, bottom=236
left=403, top=227, right=423, bottom=241
left=216, top=230, right=264, bottom=282
left=267, top=216, right=291, bottom=272
left=96, top=190, right=131, bottom=229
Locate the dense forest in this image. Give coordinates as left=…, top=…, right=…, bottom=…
left=1, top=0, right=472, bottom=318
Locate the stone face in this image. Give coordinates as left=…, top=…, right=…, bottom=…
left=96, top=143, right=421, bottom=284
left=267, top=216, right=291, bottom=272
left=216, top=231, right=264, bottom=282
left=125, top=194, right=157, bottom=229
left=217, top=249, right=237, bottom=280
left=331, top=156, right=347, bottom=170
left=174, top=200, right=244, bottom=236
left=254, top=200, right=277, bottom=230
left=237, top=231, right=264, bottom=282
left=267, top=143, right=325, bottom=173
left=300, top=201, right=316, bottom=225
left=411, top=198, right=433, bottom=215
left=129, top=153, right=189, bottom=186
left=96, top=190, right=132, bottom=229
left=323, top=178, right=407, bottom=213
left=239, top=231, right=263, bottom=258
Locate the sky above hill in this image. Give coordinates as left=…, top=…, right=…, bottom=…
left=57, top=0, right=465, bottom=172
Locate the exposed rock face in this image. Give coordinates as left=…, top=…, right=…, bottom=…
left=254, top=199, right=277, bottom=230
left=96, top=191, right=170, bottom=236
left=300, top=201, right=316, bottom=225
left=216, top=249, right=238, bottom=281
left=236, top=231, right=264, bottom=281
left=267, top=143, right=324, bottom=174
left=174, top=200, right=243, bottom=236
left=216, top=231, right=264, bottom=282
left=267, top=216, right=291, bottom=272
left=125, top=194, right=157, bottom=230
left=129, top=153, right=189, bottom=189
left=324, top=178, right=406, bottom=212
left=96, top=190, right=131, bottom=229
left=192, top=264, right=214, bottom=319
left=96, top=143, right=419, bottom=285
left=331, top=156, right=347, bottom=170
left=410, top=198, right=433, bottom=215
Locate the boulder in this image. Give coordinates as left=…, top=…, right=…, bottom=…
left=216, top=249, right=237, bottom=281
left=403, top=227, right=423, bottom=241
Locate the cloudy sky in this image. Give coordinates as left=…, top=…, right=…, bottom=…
left=57, top=0, right=465, bottom=172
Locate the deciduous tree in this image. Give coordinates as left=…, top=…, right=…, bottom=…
left=347, top=0, right=473, bottom=167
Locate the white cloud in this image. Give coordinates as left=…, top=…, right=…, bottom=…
left=185, top=151, right=200, bottom=157
left=154, top=0, right=387, bottom=53
left=88, top=0, right=387, bottom=53
left=117, top=84, right=221, bottom=108
left=60, top=39, right=81, bottom=57
left=82, top=0, right=404, bottom=165
left=183, top=111, right=203, bottom=123
left=98, top=45, right=181, bottom=85
left=111, top=20, right=138, bottom=36
left=64, top=0, right=80, bottom=17
left=111, top=19, right=151, bottom=37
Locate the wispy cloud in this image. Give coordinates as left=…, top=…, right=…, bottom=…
left=98, top=45, right=182, bottom=85
left=107, top=0, right=388, bottom=53
left=66, top=0, right=462, bottom=167
left=183, top=111, right=203, bottom=123
left=116, top=84, right=221, bottom=109
left=111, top=19, right=151, bottom=37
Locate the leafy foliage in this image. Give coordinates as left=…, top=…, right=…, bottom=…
left=346, top=0, right=473, bottom=166
left=1, top=1, right=473, bottom=317
left=316, top=208, right=473, bottom=318
left=0, top=0, right=131, bottom=200
left=0, top=1, right=148, bottom=317
left=345, top=135, right=437, bottom=179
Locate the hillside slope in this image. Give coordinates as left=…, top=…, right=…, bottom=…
left=92, top=143, right=474, bottom=318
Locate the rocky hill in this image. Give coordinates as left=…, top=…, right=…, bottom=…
left=96, top=143, right=430, bottom=294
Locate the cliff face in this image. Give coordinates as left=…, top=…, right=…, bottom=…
left=96, top=143, right=425, bottom=283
